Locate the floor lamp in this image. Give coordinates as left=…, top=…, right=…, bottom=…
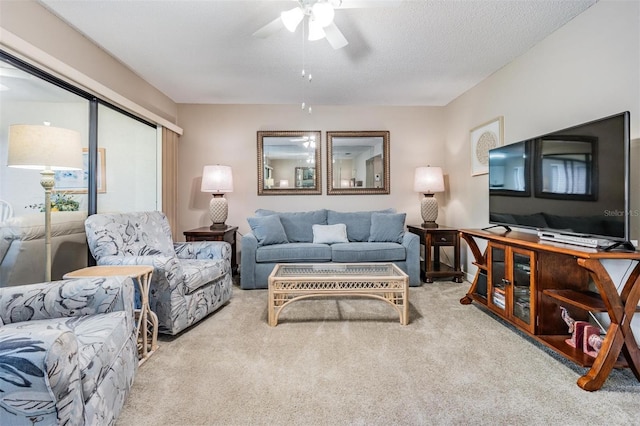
left=8, top=124, right=83, bottom=281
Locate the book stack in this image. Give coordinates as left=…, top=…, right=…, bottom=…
left=493, top=287, right=506, bottom=309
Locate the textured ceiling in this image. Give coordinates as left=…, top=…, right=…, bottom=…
left=39, top=0, right=597, bottom=106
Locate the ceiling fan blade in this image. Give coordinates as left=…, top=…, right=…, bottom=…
left=252, top=16, right=284, bottom=38
left=324, top=22, right=348, bottom=49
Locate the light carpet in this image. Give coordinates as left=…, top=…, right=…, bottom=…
left=117, top=281, right=640, bottom=425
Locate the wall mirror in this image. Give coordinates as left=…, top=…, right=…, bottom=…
left=327, top=131, right=390, bottom=195
left=257, top=130, right=321, bottom=195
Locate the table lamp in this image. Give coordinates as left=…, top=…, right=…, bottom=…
left=8, top=124, right=83, bottom=281
left=413, top=166, right=445, bottom=228
left=201, top=165, right=233, bottom=229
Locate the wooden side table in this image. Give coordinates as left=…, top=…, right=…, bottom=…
left=183, top=225, right=238, bottom=275
left=63, top=265, right=159, bottom=365
left=406, top=225, right=464, bottom=283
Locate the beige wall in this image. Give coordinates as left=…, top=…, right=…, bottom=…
left=2, top=0, right=637, bottom=263
left=0, top=0, right=178, bottom=124
left=443, top=0, right=640, bottom=275
left=177, top=104, right=444, bottom=238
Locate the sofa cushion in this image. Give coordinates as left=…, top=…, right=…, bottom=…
left=181, top=258, right=227, bottom=294
left=247, top=215, right=289, bottom=246
left=256, top=209, right=328, bottom=243
left=312, top=224, right=348, bottom=244
left=331, top=242, right=406, bottom=262
left=369, top=212, right=406, bottom=243
left=3, top=211, right=87, bottom=239
left=327, top=209, right=395, bottom=242
left=256, top=243, right=332, bottom=263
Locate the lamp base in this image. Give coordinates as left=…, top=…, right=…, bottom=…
left=41, top=169, right=55, bottom=282
left=420, top=193, right=439, bottom=228
left=421, top=222, right=439, bottom=228
left=209, top=223, right=228, bottom=230
left=209, top=194, right=228, bottom=229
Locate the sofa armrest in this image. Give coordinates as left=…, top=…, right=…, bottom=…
left=240, top=232, right=258, bottom=289
left=402, top=231, right=421, bottom=286
left=0, top=226, right=19, bottom=266
left=174, top=241, right=231, bottom=262
left=0, top=276, right=135, bottom=325
left=0, top=327, right=85, bottom=425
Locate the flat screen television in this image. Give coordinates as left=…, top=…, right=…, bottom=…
left=488, top=111, right=631, bottom=249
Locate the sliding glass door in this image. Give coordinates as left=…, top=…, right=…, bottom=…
left=96, top=104, right=158, bottom=213
left=0, top=52, right=160, bottom=217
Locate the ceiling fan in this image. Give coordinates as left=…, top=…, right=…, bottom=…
left=253, top=0, right=401, bottom=50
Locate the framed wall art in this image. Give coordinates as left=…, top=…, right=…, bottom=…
left=470, top=116, right=503, bottom=176
left=54, top=148, right=106, bottom=193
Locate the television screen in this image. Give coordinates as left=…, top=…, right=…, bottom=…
left=489, top=112, right=630, bottom=243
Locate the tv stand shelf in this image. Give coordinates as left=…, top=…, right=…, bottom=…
left=543, top=290, right=607, bottom=312
left=460, top=228, right=640, bottom=391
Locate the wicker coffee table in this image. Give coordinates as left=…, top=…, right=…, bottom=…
left=268, top=263, right=409, bottom=326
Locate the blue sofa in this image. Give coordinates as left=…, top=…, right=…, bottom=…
left=0, top=276, right=138, bottom=425
left=240, top=209, right=420, bottom=289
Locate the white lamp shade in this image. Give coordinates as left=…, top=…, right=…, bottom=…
left=201, top=165, right=233, bottom=193
left=8, top=124, right=83, bottom=170
left=281, top=7, right=304, bottom=32
left=279, top=179, right=290, bottom=188
left=414, top=166, right=445, bottom=194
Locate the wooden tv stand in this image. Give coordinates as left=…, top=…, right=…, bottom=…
left=460, top=228, right=640, bottom=391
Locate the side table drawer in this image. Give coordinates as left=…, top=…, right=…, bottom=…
left=433, top=233, right=456, bottom=245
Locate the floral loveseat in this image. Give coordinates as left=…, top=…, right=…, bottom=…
left=240, top=209, right=420, bottom=289
left=0, top=276, right=138, bottom=425
left=85, top=211, right=233, bottom=335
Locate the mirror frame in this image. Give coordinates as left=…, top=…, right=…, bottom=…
left=257, top=130, right=322, bottom=195
left=327, top=130, right=390, bottom=195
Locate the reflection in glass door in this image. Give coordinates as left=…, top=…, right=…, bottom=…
left=511, top=250, right=533, bottom=328
left=489, top=245, right=507, bottom=313
left=96, top=104, right=158, bottom=213
left=0, top=60, right=90, bottom=216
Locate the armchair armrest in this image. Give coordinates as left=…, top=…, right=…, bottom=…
left=174, top=241, right=231, bottom=262
left=0, top=326, right=85, bottom=425
left=97, top=254, right=184, bottom=292
left=0, top=276, right=135, bottom=324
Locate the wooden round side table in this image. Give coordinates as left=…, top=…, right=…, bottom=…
left=63, top=265, right=159, bottom=365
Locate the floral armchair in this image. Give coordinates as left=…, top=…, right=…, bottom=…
left=0, top=276, right=138, bottom=425
left=84, top=211, right=233, bottom=335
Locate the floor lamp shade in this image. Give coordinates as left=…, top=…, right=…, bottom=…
left=8, top=125, right=83, bottom=170
left=414, top=166, right=445, bottom=228
left=201, top=165, right=233, bottom=229
left=7, top=124, right=83, bottom=281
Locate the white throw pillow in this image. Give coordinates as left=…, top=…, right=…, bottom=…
left=312, top=223, right=348, bottom=244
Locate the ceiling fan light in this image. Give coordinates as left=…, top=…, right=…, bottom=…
left=308, top=19, right=326, bottom=41
left=312, top=2, right=335, bottom=27
left=281, top=7, right=304, bottom=32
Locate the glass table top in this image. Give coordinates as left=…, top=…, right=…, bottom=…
left=272, top=263, right=405, bottom=278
